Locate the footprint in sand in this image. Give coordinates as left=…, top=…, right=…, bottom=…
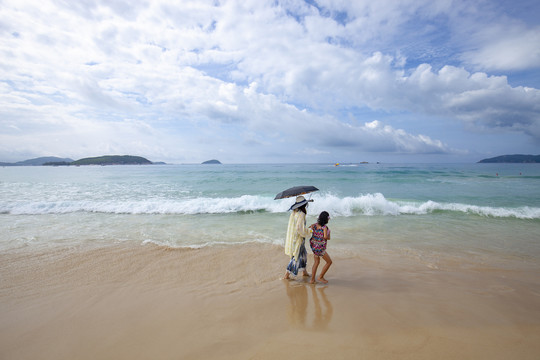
left=488, top=285, right=515, bottom=294
left=473, top=284, right=515, bottom=297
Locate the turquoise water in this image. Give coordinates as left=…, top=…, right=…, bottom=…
left=1, top=163, right=539, bottom=267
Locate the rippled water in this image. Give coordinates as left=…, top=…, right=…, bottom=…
left=1, top=163, right=539, bottom=267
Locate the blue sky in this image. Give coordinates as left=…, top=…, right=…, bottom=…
left=1, top=0, right=539, bottom=163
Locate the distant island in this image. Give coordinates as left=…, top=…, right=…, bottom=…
left=1, top=155, right=163, bottom=166
left=478, top=154, right=540, bottom=163
left=0, top=157, right=74, bottom=166
left=202, top=159, right=222, bottom=164
left=54, top=155, right=154, bottom=166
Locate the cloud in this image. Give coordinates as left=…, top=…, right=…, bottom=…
left=0, top=0, right=539, bottom=163
left=234, top=42, right=540, bottom=140
left=403, top=65, right=540, bottom=136
left=460, top=25, right=540, bottom=72
left=183, top=2, right=539, bottom=140
left=309, top=119, right=457, bottom=154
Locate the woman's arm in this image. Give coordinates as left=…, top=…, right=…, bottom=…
left=296, top=212, right=313, bottom=238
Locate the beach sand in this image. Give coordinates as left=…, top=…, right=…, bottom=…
left=1, top=243, right=540, bottom=360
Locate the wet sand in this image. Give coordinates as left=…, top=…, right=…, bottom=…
left=1, top=243, right=540, bottom=359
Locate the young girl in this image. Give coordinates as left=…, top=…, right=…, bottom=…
left=309, top=211, right=332, bottom=284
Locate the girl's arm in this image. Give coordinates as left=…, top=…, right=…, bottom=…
left=323, top=226, right=330, bottom=240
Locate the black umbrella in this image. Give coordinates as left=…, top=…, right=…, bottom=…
left=274, top=185, right=319, bottom=200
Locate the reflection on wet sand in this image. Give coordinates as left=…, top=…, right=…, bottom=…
left=283, top=280, right=333, bottom=330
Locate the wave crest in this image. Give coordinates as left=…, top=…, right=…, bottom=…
left=1, top=193, right=539, bottom=219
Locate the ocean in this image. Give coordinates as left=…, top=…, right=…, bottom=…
left=1, top=163, right=539, bottom=270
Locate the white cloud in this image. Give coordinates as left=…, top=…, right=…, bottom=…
left=461, top=25, right=540, bottom=71
left=311, top=119, right=457, bottom=154
left=403, top=65, right=540, bottom=137
left=0, top=0, right=539, bottom=163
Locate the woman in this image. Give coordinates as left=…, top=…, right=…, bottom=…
left=284, top=196, right=313, bottom=279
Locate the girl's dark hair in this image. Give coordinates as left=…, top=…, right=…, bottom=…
left=317, top=211, right=329, bottom=226
left=298, top=204, right=307, bottom=214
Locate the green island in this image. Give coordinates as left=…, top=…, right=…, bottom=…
left=478, top=154, right=540, bottom=163
left=44, top=155, right=154, bottom=166
left=202, top=159, right=222, bottom=164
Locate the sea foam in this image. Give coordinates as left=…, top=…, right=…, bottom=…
left=1, top=193, right=539, bottom=219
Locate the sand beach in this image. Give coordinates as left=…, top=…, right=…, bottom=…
left=1, top=242, right=540, bottom=360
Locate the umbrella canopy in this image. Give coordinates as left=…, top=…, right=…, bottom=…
left=274, top=185, right=319, bottom=200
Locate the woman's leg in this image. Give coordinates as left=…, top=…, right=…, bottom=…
left=310, top=255, right=320, bottom=283
left=299, top=243, right=310, bottom=277
left=318, top=252, right=332, bottom=283
left=284, top=256, right=297, bottom=279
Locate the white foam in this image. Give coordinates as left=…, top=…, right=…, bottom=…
left=142, top=237, right=283, bottom=249
left=310, top=193, right=540, bottom=219
left=1, top=193, right=539, bottom=219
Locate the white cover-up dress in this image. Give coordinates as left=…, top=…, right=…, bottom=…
left=284, top=210, right=312, bottom=275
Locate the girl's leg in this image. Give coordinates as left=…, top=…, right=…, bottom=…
left=318, top=252, right=332, bottom=283
left=310, top=255, right=320, bottom=284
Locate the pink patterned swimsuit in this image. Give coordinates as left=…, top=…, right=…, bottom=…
left=309, top=225, right=327, bottom=256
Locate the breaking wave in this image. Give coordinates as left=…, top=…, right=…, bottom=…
left=1, top=193, right=539, bottom=219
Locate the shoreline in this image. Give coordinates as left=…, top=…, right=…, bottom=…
left=1, top=243, right=540, bottom=359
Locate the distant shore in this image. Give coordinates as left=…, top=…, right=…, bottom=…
left=0, top=155, right=158, bottom=166
left=478, top=154, right=540, bottom=163
left=1, top=242, right=539, bottom=360
left=0, top=155, right=227, bottom=166
left=4, top=153, right=540, bottom=166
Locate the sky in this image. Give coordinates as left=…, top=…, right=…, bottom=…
left=1, top=0, right=539, bottom=164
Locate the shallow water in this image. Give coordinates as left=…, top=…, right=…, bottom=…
left=1, top=163, right=539, bottom=269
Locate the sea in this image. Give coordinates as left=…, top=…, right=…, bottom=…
left=1, top=163, right=539, bottom=270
